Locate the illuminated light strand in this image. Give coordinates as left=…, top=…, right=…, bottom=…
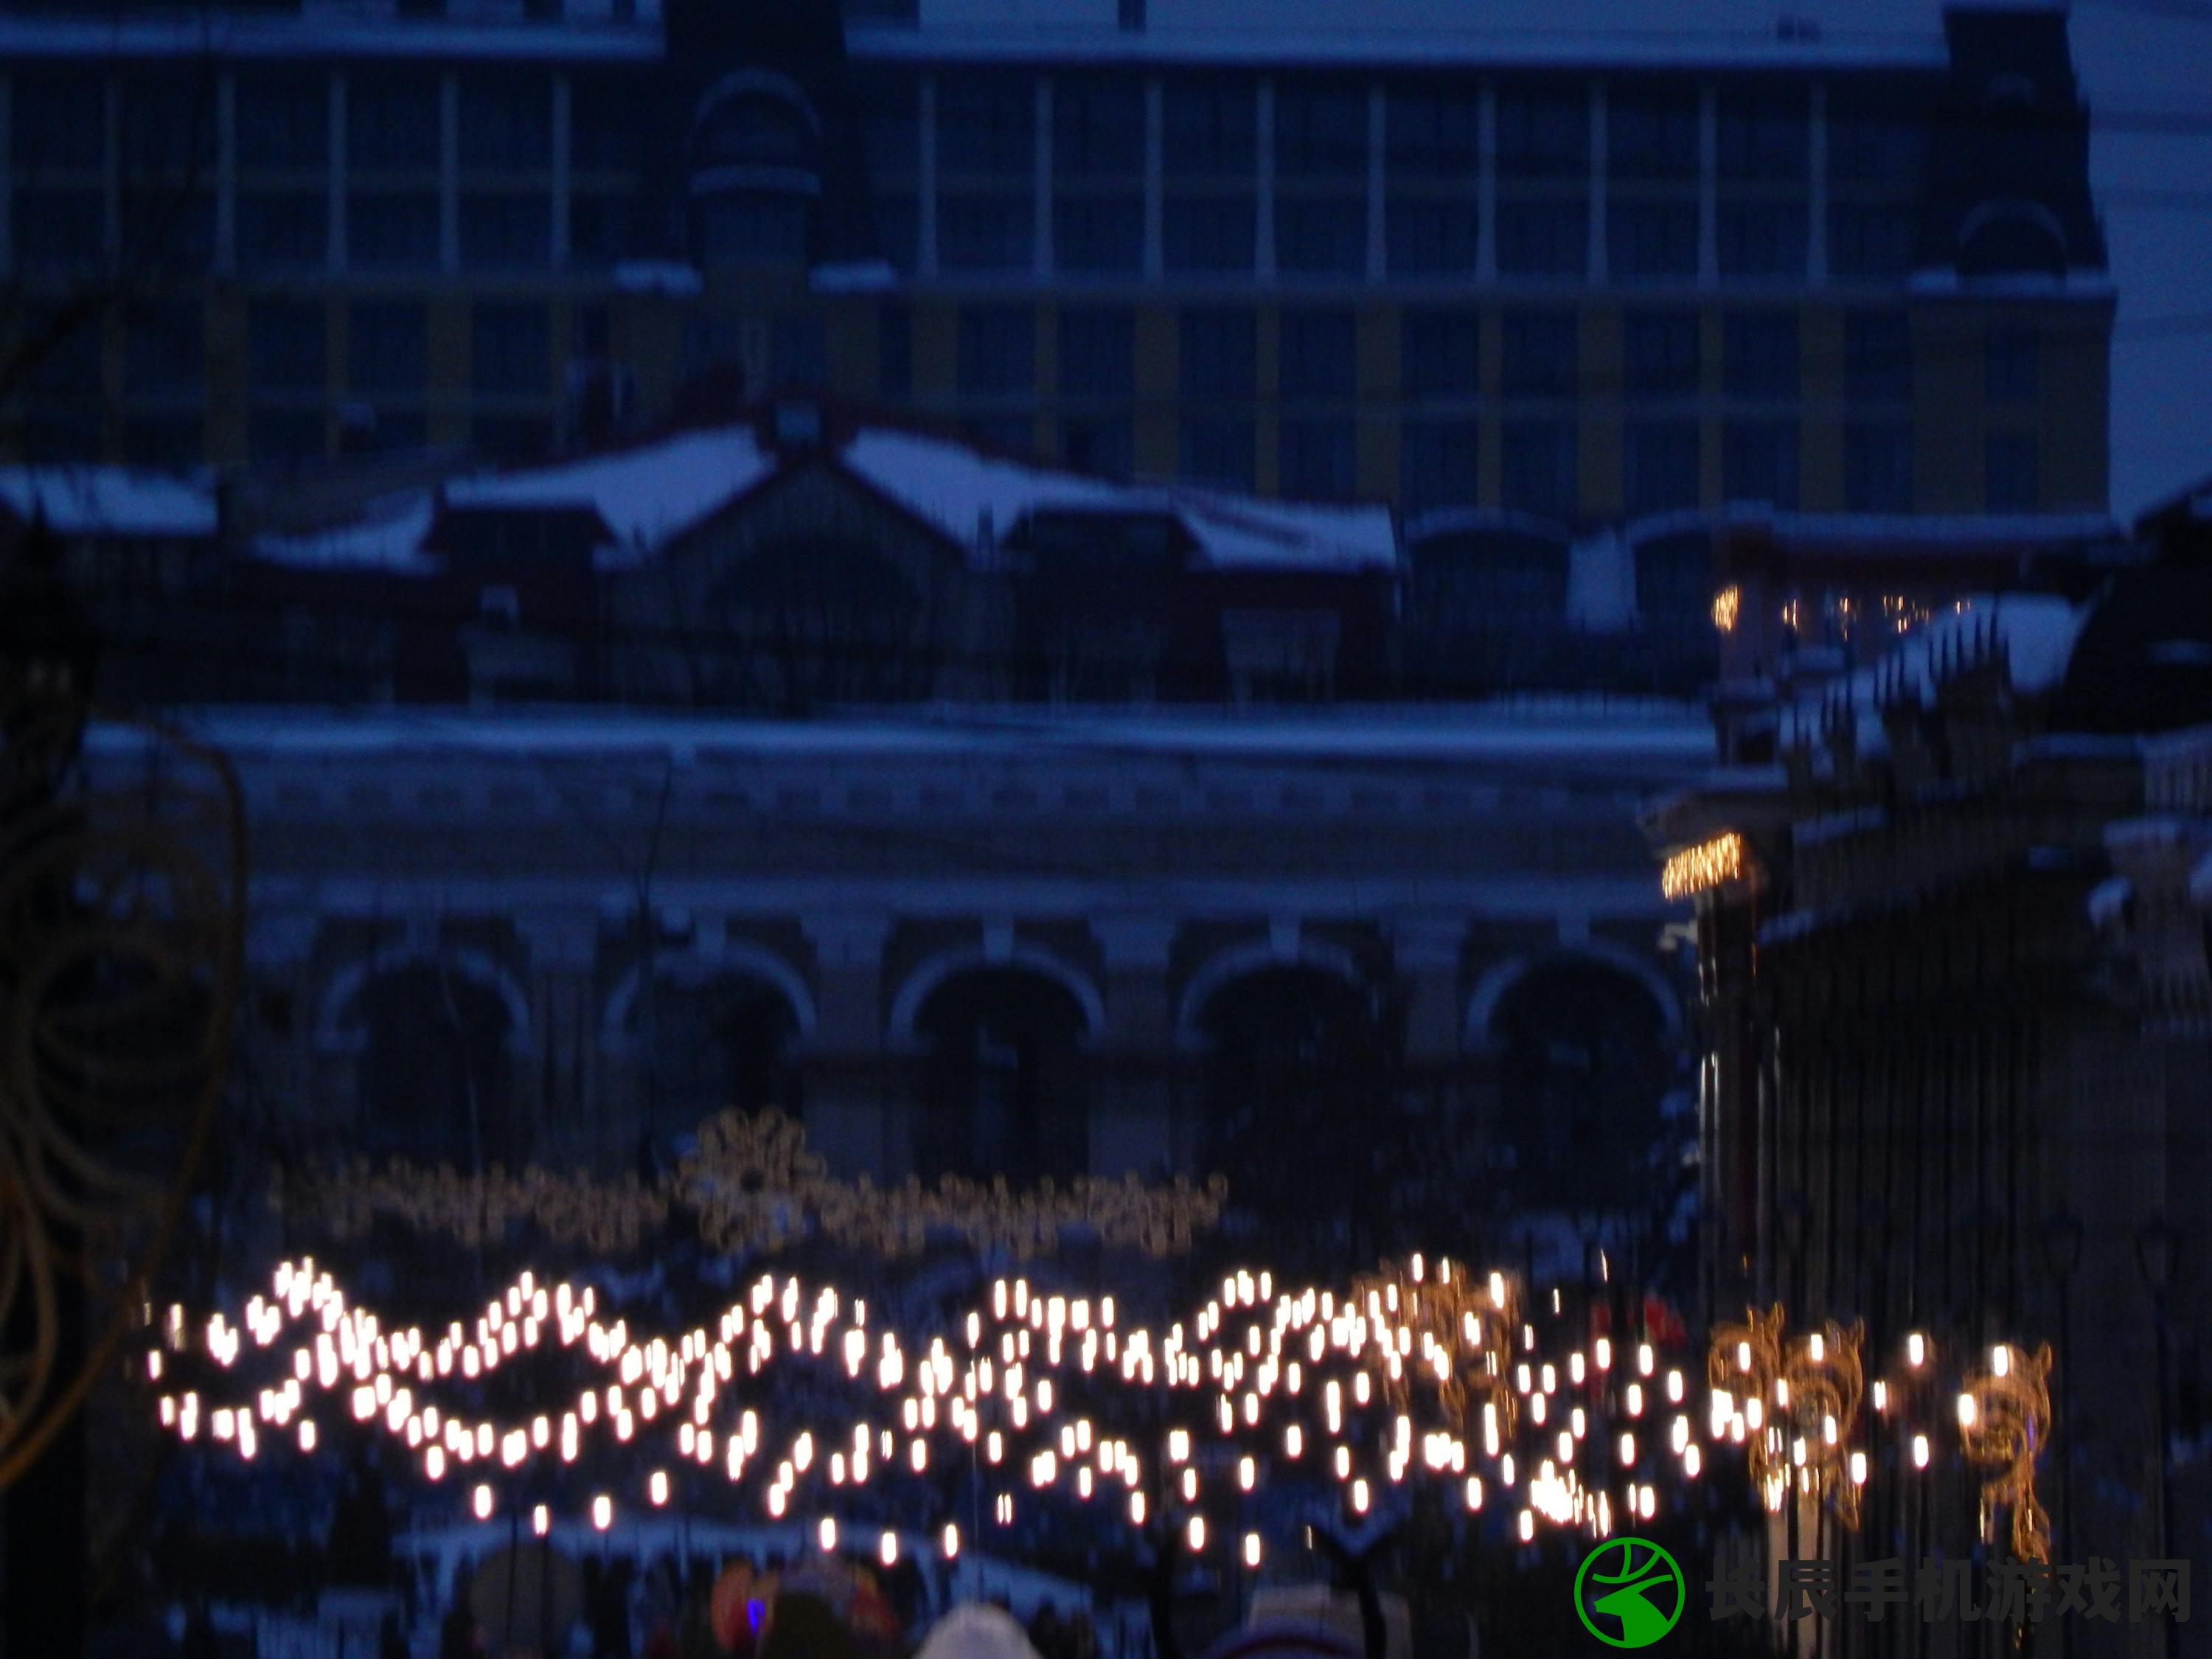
left=152, top=1262, right=2048, bottom=1556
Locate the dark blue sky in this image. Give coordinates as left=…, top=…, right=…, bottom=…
left=2071, top=0, right=2212, bottom=518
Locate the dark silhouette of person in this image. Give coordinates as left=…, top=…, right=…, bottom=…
left=439, top=1596, right=481, bottom=1659
left=179, top=1601, right=221, bottom=1659
left=327, top=1446, right=395, bottom=1588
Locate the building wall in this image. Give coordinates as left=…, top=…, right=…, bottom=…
left=0, top=39, right=2113, bottom=519
left=108, top=712, right=1702, bottom=1251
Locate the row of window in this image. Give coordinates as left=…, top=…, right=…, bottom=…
left=15, top=408, right=556, bottom=469
left=930, top=305, right=2034, bottom=404
left=872, top=75, right=1923, bottom=187
left=13, top=68, right=1921, bottom=188
left=875, top=191, right=1912, bottom=282
left=958, top=409, right=2014, bottom=518
left=1161, top=416, right=1938, bottom=512
left=25, top=299, right=559, bottom=401
left=10, top=395, right=2032, bottom=515
left=10, top=186, right=644, bottom=274
left=7, top=184, right=1910, bottom=285
left=10, top=72, right=645, bottom=175
left=18, top=295, right=2041, bottom=411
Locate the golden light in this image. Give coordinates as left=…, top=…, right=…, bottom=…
left=1661, top=832, right=1746, bottom=901
left=593, top=1495, right=613, bottom=1531
left=1711, top=585, right=1740, bottom=633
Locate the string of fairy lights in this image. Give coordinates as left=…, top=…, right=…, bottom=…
left=146, top=1261, right=2055, bottom=1571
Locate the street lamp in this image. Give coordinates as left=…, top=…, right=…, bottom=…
left=2135, top=1217, right=2183, bottom=1659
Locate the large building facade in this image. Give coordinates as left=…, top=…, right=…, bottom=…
left=1, top=0, right=2110, bottom=530
left=86, top=702, right=1715, bottom=1280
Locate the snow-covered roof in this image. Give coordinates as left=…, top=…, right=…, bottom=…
left=1779, top=593, right=2089, bottom=754
left=0, top=467, right=217, bottom=539
left=852, top=0, right=1954, bottom=69
left=248, top=421, right=1394, bottom=577
left=445, top=428, right=775, bottom=558
left=253, top=491, right=439, bottom=574
left=2191, top=857, right=2212, bottom=909
left=841, top=428, right=1129, bottom=552
left=0, top=0, right=1970, bottom=70
left=0, top=10, right=661, bottom=62
left=97, top=700, right=1716, bottom=765
left=842, top=428, right=1396, bottom=573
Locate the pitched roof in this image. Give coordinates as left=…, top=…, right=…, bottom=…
left=252, top=417, right=1397, bottom=576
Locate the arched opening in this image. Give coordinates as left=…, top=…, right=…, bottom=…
left=706, top=535, right=928, bottom=709
left=913, top=969, right=1090, bottom=1185
left=1193, top=965, right=1391, bottom=1258
left=1958, top=201, right=2068, bottom=282
left=351, top=961, right=522, bottom=1166
left=625, top=970, right=803, bottom=1137
left=1483, top=956, right=1674, bottom=1216
left=688, top=77, right=821, bottom=268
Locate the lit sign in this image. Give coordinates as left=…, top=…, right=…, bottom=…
left=1660, top=832, right=1745, bottom=900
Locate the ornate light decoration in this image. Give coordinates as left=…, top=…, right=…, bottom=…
left=1958, top=1341, right=2054, bottom=1563
left=1707, top=1303, right=1787, bottom=1511
left=1352, top=1256, right=1520, bottom=1448
left=1705, top=1306, right=1865, bottom=1527
left=151, top=1255, right=1699, bottom=1548
left=1660, top=832, right=1747, bottom=901
left=0, top=702, right=246, bottom=1490
left=292, top=1109, right=1228, bottom=1262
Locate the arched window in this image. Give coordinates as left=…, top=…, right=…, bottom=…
left=1483, top=957, right=1673, bottom=1214
left=626, top=970, right=803, bottom=1136
left=688, top=76, right=821, bottom=268
left=352, top=961, right=521, bottom=1165
left=913, top=969, right=1090, bottom=1184
left=1957, top=201, right=2068, bottom=282
left=1193, top=965, right=1390, bottom=1259
left=706, top=535, right=930, bottom=709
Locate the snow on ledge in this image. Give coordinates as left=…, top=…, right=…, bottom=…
left=2088, top=876, right=2134, bottom=929
left=444, top=427, right=773, bottom=556
left=811, top=261, right=899, bottom=293
left=612, top=261, right=705, bottom=296
left=0, top=466, right=216, bottom=538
